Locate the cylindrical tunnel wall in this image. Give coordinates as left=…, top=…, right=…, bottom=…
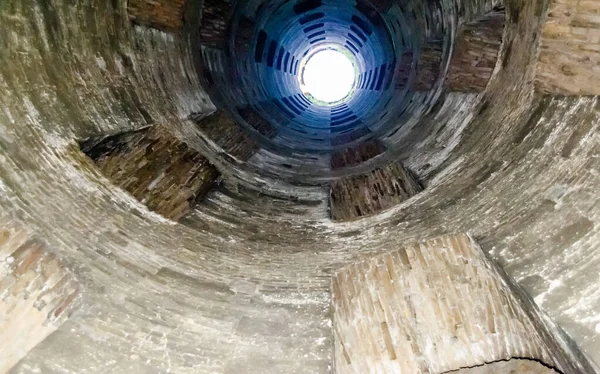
left=0, top=0, right=599, bottom=373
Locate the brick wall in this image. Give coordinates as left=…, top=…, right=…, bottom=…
left=446, top=10, right=505, bottom=92
left=0, top=220, right=80, bottom=373
left=199, top=0, right=232, bottom=49
left=191, top=110, right=259, bottom=161
left=329, top=162, right=422, bottom=221
left=81, top=125, right=220, bottom=222
left=332, top=234, right=593, bottom=373
left=401, top=10, right=504, bottom=93
left=536, top=0, right=600, bottom=95
left=330, top=140, right=386, bottom=170
left=416, top=42, right=443, bottom=91
left=234, top=16, right=256, bottom=56
left=238, top=107, right=279, bottom=139
left=127, top=0, right=186, bottom=32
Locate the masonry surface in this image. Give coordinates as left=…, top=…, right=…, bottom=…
left=0, top=0, right=600, bottom=373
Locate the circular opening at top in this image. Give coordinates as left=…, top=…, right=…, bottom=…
left=300, top=47, right=357, bottom=105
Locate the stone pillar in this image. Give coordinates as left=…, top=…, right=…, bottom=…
left=199, top=0, right=233, bottom=49
left=445, top=10, right=505, bottom=92
left=80, top=125, right=220, bottom=222
left=329, top=162, right=422, bottom=221
left=332, top=234, right=594, bottom=373
left=191, top=110, right=259, bottom=161
left=127, top=0, right=186, bottom=32
left=0, top=220, right=80, bottom=373
left=536, top=0, right=600, bottom=95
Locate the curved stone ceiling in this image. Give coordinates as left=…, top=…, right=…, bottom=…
left=0, top=0, right=600, bottom=372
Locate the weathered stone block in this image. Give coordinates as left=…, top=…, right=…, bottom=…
left=127, top=0, right=186, bottom=32
left=330, top=140, right=386, bottom=170
left=401, top=10, right=504, bottom=93
left=199, top=0, right=233, bottom=49
left=238, top=107, right=279, bottom=139
left=445, top=10, right=505, bottom=92
left=191, top=110, right=259, bottom=161
left=81, top=125, right=220, bottom=221
left=536, top=0, right=600, bottom=94
left=332, top=234, right=594, bottom=373
left=0, top=220, right=80, bottom=373
left=329, top=162, right=422, bottom=221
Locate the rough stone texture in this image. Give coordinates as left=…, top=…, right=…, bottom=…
left=369, top=0, right=394, bottom=13
left=329, top=163, right=423, bottom=221
left=81, top=125, right=220, bottom=222
left=330, top=141, right=386, bottom=170
left=199, top=0, right=232, bottom=49
left=238, top=106, right=279, bottom=139
left=446, top=359, right=557, bottom=373
left=234, top=16, right=256, bottom=56
left=446, top=10, right=505, bottom=92
left=127, top=0, right=186, bottom=32
left=332, top=234, right=593, bottom=374
left=191, top=110, right=259, bottom=161
left=0, top=220, right=80, bottom=373
left=0, top=0, right=600, bottom=373
left=536, top=0, right=600, bottom=95
left=410, top=9, right=504, bottom=93
left=416, top=43, right=443, bottom=91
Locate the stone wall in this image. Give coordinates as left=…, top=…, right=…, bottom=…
left=416, top=43, right=443, bottom=91
left=238, top=107, right=279, bottom=139
left=199, top=0, right=232, bottom=49
left=332, top=234, right=593, bottom=373
left=406, top=10, right=504, bottom=93
left=127, top=0, right=186, bottom=32
left=330, top=140, right=386, bottom=170
left=329, top=163, right=422, bottom=221
left=447, top=359, right=556, bottom=373
left=191, top=110, right=259, bottom=161
left=81, top=125, right=220, bottom=222
left=536, top=0, right=600, bottom=95
left=446, top=10, right=505, bottom=92
left=0, top=220, right=80, bottom=373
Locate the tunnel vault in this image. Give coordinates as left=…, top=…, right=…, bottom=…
left=1, top=0, right=600, bottom=372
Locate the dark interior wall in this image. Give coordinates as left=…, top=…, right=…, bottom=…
left=0, top=0, right=600, bottom=373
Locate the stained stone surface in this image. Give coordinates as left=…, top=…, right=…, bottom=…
left=0, top=220, right=80, bottom=373
left=446, top=359, right=557, bottom=373
left=536, top=0, right=600, bottom=95
left=0, top=0, right=599, bottom=373
left=81, top=125, right=220, bottom=222
left=332, top=234, right=592, bottom=373
left=329, top=163, right=423, bottom=221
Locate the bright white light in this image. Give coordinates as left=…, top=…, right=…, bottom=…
left=301, top=49, right=356, bottom=104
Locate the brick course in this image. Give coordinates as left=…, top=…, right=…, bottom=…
left=127, top=0, right=186, bottom=32
left=0, top=220, right=80, bottom=373
left=191, top=110, right=259, bottom=162
left=81, top=125, right=220, bottom=221
left=332, top=234, right=591, bottom=373
left=330, top=162, right=422, bottom=221
left=536, top=0, right=600, bottom=94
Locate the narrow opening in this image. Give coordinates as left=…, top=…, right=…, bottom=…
left=299, top=46, right=357, bottom=105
